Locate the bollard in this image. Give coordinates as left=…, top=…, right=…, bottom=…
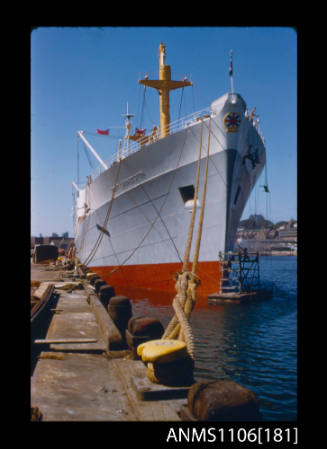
left=94, top=279, right=107, bottom=294
left=98, top=285, right=115, bottom=309
left=186, top=380, right=262, bottom=421
left=89, top=274, right=101, bottom=286
left=108, top=296, right=132, bottom=344
left=137, top=338, right=195, bottom=387
left=128, top=316, right=164, bottom=337
left=146, top=355, right=195, bottom=387
left=86, top=272, right=100, bottom=284
left=125, top=316, right=164, bottom=360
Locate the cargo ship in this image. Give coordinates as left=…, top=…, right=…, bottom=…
left=73, top=43, right=266, bottom=302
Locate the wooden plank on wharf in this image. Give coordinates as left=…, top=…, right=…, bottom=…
left=35, top=338, right=99, bottom=344
left=31, top=263, right=63, bottom=282
left=111, top=359, right=184, bottom=421
left=45, top=287, right=107, bottom=352
left=31, top=352, right=138, bottom=421
left=130, top=373, right=190, bottom=401
left=54, top=281, right=83, bottom=289
left=31, top=283, right=55, bottom=322
left=31, top=352, right=184, bottom=421
left=32, top=283, right=55, bottom=300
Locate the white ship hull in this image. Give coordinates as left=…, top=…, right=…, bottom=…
left=74, top=93, right=265, bottom=299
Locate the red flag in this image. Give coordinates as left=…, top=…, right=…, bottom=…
left=96, top=129, right=109, bottom=135
left=135, top=128, right=146, bottom=135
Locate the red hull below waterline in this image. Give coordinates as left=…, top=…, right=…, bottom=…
left=89, top=261, right=221, bottom=308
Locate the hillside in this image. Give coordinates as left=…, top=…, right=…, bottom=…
left=239, top=215, right=296, bottom=230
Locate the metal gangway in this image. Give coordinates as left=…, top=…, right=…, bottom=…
left=218, top=250, right=261, bottom=295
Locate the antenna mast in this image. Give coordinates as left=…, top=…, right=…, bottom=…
left=139, top=43, right=192, bottom=138
left=229, top=50, right=234, bottom=94
left=122, top=101, right=135, bottom=151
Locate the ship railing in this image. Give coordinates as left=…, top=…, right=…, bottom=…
left=87, top=107, right=214, bottom=180
left=120, top=106, right=215, bottom=157
left=89, top=152, right=122, bottom=180
left=89, top=105, right=265, bottom=181
left=257, top=125, right=266, bottom=146
left=252, top=120, right=265, bottom=146
left=244, top=113, right=266, bottom=147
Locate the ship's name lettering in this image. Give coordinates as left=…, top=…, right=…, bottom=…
left=118, top=171, right=146, bottom=190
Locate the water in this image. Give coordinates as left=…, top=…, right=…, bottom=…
left=131, top=256, right=297, bottom=421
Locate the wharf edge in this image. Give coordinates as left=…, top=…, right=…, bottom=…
left=30, top=259, right=262, bottom=422
left=31, top=261, right=188, bottom=421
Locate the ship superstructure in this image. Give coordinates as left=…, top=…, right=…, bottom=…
left=73, top=43, right=266, bottom=300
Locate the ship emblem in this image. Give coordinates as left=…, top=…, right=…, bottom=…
left=224, top=112, right=241, bottom=132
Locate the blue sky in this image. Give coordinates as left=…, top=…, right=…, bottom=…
left=31, top=26, right=297, bottom=237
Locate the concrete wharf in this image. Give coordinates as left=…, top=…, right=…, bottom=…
left=30, top=263, right=187, bottom=421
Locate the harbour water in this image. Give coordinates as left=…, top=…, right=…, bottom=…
left=131, top=256, right=297, bottom=421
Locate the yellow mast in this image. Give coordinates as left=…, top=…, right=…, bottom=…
left=139, top=43, right=193, bottom=138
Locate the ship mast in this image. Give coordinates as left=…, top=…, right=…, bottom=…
left=229, top=49, right=234, bottom=94
left=121, top=102, right=134, bottom=151
left=139, top=43, right=192, bottom=138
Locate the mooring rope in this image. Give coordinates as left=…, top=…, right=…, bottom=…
left=162, top=117, right=212, bottom=360
left=82, top=141, right=122, bottom=266
left=162, top=118, right=204, bottom=341
left=182, top=119, right=204, bottom=271
left=180, top=115, right=212, bottom=339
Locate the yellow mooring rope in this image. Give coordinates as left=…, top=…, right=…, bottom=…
left=162, top=116, right=212, bottom=360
